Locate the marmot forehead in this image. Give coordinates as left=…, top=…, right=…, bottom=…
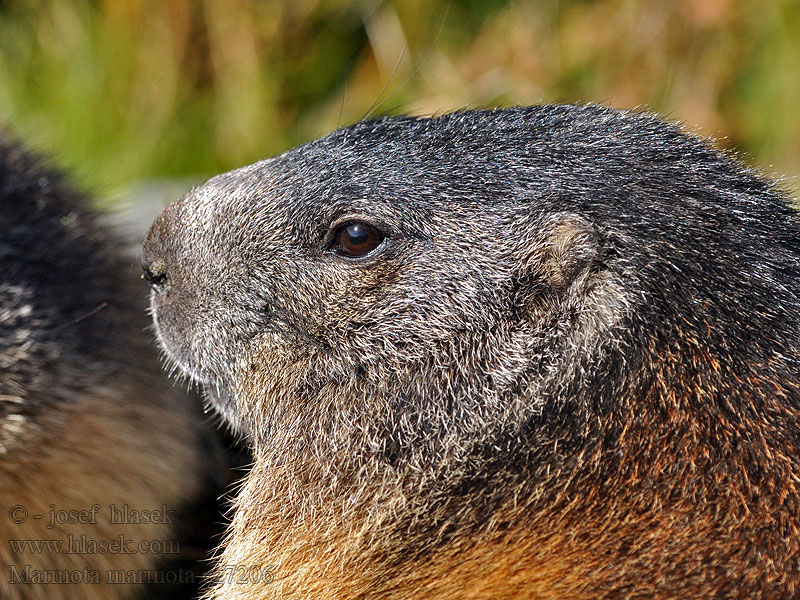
left=170, top=103, right=782, bottom=232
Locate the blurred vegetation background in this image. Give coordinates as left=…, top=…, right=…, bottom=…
left=0, top=0, right=799, bottom=205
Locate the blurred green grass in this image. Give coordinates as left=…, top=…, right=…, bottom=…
left=0, top=0, right=798, bottom=201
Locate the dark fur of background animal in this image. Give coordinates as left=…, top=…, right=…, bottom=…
left=0, top=137, right=245, bottom=600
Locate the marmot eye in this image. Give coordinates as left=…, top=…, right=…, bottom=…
left=334, top=222, right=385, bottom=258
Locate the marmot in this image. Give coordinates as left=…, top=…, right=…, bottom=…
left=143, top=104, right=800, bottom=599
left=0, top=136, right=205, bottom=599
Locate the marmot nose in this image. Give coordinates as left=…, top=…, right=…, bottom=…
left=142, top=257, right=169, bottom=293
left=142, top=205, right=179, bottom=293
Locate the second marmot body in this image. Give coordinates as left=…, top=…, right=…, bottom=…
left=144, top=104, right=800, bottom=599
left=0, top=138, right=205, bottom=600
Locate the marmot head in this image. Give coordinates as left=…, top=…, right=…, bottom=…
left=143, top=106, right=634, bottom=450
left=144, top=105, right=800, bottom=597
left=143, top=104, right=800, bottom=465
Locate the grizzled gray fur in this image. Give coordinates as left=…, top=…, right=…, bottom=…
left=144, top=104, right=800, bottom=599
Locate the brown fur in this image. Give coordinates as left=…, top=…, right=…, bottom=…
left=208, top=340, right=800, bottom=599
left=0, top=388, right=202, bottom=600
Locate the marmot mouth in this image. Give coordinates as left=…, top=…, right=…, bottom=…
left=201, top=382, right=249, bottom=435
left=153, top=323, right=218, bottom=388
left=149, top=298, right=218, bottom=387
left=162, top=348, right=243, bottom=428
left=150, top=306, right=245, bottom=430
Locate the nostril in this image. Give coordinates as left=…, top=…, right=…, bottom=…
left=142, top=258, right=169, bottom=293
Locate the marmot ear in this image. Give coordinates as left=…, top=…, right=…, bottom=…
left=515, top=213, right=602, bottom=309
left=541, top=214, right=602, bottom=292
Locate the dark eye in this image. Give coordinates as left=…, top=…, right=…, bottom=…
left=334, top=222, right=385, bottom=258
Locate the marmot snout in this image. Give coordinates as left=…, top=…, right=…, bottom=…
left=145, top=104, right=800, bottom=599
